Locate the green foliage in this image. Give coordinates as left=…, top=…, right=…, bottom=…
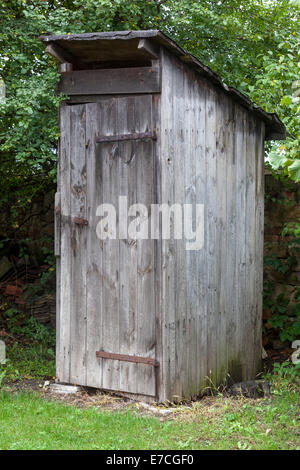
left=282, top=217, right=300, bottom=238
left=263, top=215, right=300, bottom=342
left=2, top=341, right=55, bottom=382
left=288, top=160, right=300, bottom=181
left=0, top=369, right=6, bottom=388
left=263, top=280, right=300, bottom=343
left=254, top=39, right=300, bottom=179
left=3, top=311, right=55, bottom=349
left=0, top=313, right=55, bottom=384
left=165, top=1, right=300, bottom=179
left=265, top=361, right=300, bottom=392
left=266, top=301, right=300, bottom=342
left=264, top=254, right=296, bottom=274
left=0, top=0, right=299, bottom=213
left=12, top=316, right=55, bottom=348
left=21, top=239, right=56, bottom=303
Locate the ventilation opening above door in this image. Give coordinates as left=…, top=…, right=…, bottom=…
left=43, top=36, right=160, bottom=71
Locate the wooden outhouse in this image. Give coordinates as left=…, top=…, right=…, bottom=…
left=41, top=30, right=285, bottom=402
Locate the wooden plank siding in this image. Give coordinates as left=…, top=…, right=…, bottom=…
left=159, top=49, right=265, bottom=400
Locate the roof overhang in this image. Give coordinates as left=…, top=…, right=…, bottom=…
left=40, top=30, right=286, bottom=141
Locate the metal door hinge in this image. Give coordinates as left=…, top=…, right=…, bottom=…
left=72, top=216, right=88, bottom=226
left=96, top=351, right=159, bottom=367
left=96, top=131, right=157, bottom=143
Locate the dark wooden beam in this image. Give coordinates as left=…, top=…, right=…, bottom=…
left=46, top=42, right=78, bottom=66
left=96, top=131, right=157, bottom=143
left=137, top=39, right=159, bottom=59
left=57, top=67, right=161, bottom=95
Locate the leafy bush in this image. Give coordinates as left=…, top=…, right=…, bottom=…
left=263, top=216, right=300, bottom=343
left=0, top=315, right=55, bottom=384
left=1, top=341, right=55, bottom=383
left=4, top=311, right=55, bottom=350
left=265, top=361, right=300, bottom=394
left=18, top=317, right=55, bottom=349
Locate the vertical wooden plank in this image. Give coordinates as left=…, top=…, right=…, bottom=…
left=117, top=97, right=130, bottom=393
left=244, top=114, right=257, bottom=379
left=183, top=71, right=193, bottom=398
left=183, top=71, right=203, bottom=398
left=55, top=122, right=62, bottom=382
left=254, top=120, right=265, bottom=374
left=234, top=104, right=247, bottom=381
left=86, top=102, right=103, bottom=388
left=225, top=99, right=238, bottom=382
left=117, top=96, right=138, bottom=395
left=54, top=192, right=61, bottom=257
left=56, top=256, right=61, bottom=379
left=205, top=84, right=218, bottom=388
left=135, top=94, right=156, bottom=397
left=101, top=98, right=120, bottom=392
left=69, top=104, right=87, bottom=386
left=215, top=92, right=228, bottom=386
left=160, top=50, right=176, bottom=401
left=173, top=62, right=186, bottom=400
left=58, top=104, right=71, bottom=383
left=195, top=79, right=207, bottom=394
left=153, top=91, right=163, bottom=402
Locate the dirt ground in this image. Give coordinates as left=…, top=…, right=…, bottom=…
left=2, top=376, right=273, bottom=422
left=3, top=378, right=137, bottom=411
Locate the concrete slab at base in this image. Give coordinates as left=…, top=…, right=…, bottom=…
left=50, top=383, right=80, bottom=394
left=139, top=402, right=179, bottom=415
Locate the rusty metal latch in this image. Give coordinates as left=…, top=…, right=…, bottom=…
left=72, top=216, right=88, bottom=226
left=96, top=131, right=157, bottom=143
left=96, top=351, right=159, bottom=367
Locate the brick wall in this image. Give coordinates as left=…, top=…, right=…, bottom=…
left=263, top=172, right=300, bottom=349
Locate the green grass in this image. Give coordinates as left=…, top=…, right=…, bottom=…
left=0, top=384, right=299, bottom=450
left=0, top=327, right=299, bottom=450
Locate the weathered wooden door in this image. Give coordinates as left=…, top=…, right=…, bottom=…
left=58, top=95, right=158, bottom=398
